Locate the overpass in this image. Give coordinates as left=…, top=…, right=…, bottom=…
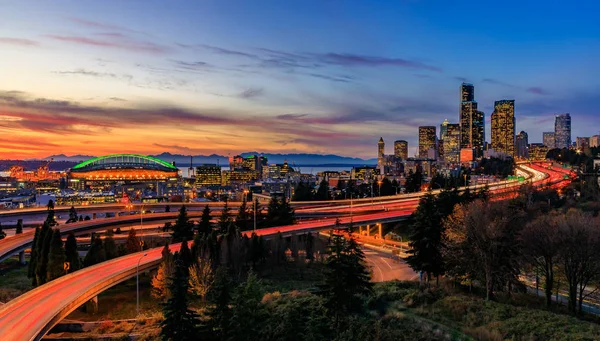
left=0, top=163, right=572, bottom=341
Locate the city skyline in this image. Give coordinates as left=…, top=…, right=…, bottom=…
left=1, top=1, right=599, bottom=159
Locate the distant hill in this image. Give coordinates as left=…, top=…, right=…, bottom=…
left=36, top=152, right=377, bottom=166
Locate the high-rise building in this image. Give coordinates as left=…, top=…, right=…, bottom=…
left=529, top=143, right=548, bottom=161
left=443, top=123, right=461, bottom=163
left=377, top=137, right=385, bottom=168
left=590, top=135, right=600, bottom=148
left=576, top=137, right=590, bottom=149
left=439, top=119, right=449, bottom=159
left=459, top=83, right=484, bottom=157
left=394, top=140, right=408, bottom=160
left=543, top=132, right=555, bottom=149
left=461, top=82, right=474, bottom=102
left=516, top=131, right=529, bottom=158
left=490, top=100, right=516, bottom=157
left=418, top=126, right=437, bottom=159
left=195, top=164, right=222, bottom=187
left=554, top=114, right=571, bottom=149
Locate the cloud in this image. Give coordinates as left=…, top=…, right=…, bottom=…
left=45, top=35, right=169, bottom=54
left=481, top=78, right=515, bottom=87
left=453, top=76, right=468, bottom=82
left=171, top=60, right=212, bottom=72
left=238, top=88, right=264, bottom=99
left=527, top=87, right=550, bottom=95
left=52, top=68, right=133, bottom=81
left=313, top=53, right=442, bottom=72
left=305, top=73, right=353, bottom=83
left=68, top=17, right=149, bottom=36
left=0, top=37, right=39, bottom=46
left=197, top=44, right=259, bottom=59
left=109, top=97, right=127, bottom=102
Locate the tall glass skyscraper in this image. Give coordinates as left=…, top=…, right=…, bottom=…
left=491, top=100, right=516, bottom=157
left=554, top=114, right=571, bottom=149
left=516, top=131, right=529, bottom=159
left=443, top=123, right=461, bottom=163
left=418, top=126, right=437, bottom=159
left=459, top=83, right=484, bottom=157
left=543, top=132, right=555, bottom=149
left=394, top=140, right=408, bottom=160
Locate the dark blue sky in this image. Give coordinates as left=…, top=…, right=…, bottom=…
left=0, top=0, right=598, bottom=158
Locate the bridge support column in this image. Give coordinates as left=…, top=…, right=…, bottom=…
left=366, top=225, right=370, bottom=237
left=358, top=226, right=362, bottom=235
left=19, top=251, right=25, bottom=265
left=378, top=224, right=383, bottom=239
left=85, top=296, right=99, bottom=314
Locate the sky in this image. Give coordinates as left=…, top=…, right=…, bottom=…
left=0, top=0, right=599, bottom=159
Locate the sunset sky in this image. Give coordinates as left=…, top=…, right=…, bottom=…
left=1, top=0, right=599, bottom=159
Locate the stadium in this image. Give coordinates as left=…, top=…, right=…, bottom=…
left=68, top=154, right=180, bottom=181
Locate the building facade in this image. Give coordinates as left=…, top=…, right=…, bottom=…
left=491, top=100, right=516, bottom=157
left=459, top=83, right=484, bottom=158
left=576, top=137, right=590, bottom=149
left=394, top=140, right=408, bottom=160
left=195, top=164, right=222, bottom=187
left=554, top=114, right=572, bottom=149
left=443, top=123, right=461, bottom=164
left=590, top=135, right=600, bottom=148
left=418, top=126, right=437, bottom=159
left=377, top=137, right=385, bottom=169
left=516, top=131, right=529, bottom=159
left=543, top=132, right=555, bottom=149
left=529, top=143, right=548, bottom=161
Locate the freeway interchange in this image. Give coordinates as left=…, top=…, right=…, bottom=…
left=0, top=162, right=573, bottom=341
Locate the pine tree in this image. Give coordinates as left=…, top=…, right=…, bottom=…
left=45, top=201, right=58, bottom=227
left=152, top=245, right=175, bottom=301
left=315, top=180, right=330, bottom=201
left=35, top=226, right=54, bottom=285
left=67, top=206, right=78, bottom=223
left=65, top=233, right=81, bottom=273
left=278, top=199, right=296, bottom=226
left=46, top=228, right=66, bottom=281
left=0, top=223, right=5, bottom=240
left=16, top=219, right=23, bottom=234
left=265, top=197, right=281, bottom=227
left=305, top=232, right=315, bottom=262
left=84, top=235, right=106, bottom=267
left=203, top=266, right=231, bottom=340
left=28, top=226, right=41, bottom=283
left=198, top=205, right=212, bottom=235
left=227, top=271, right=265, bottom=340
left=235, top=199, right=249, bottom=230
left=292, top=180, right=313, bottom=201
left=179, top=239, right=193, bottom=269
left=218, top=200, right=231, bottom=232
left=160, top=255, right=199, bottom=341
left=172, top=206, right=193, bottom=242
left=126, top=228, right=141, bottom=254
left=104, top=229, right=118, bottom=260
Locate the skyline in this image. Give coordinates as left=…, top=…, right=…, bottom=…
left=1, top=0, right=599, bottom=159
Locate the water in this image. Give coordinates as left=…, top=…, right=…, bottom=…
left=178, top=165, right=367, bottom=177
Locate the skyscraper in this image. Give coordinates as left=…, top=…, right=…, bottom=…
left=394, top=140, right=408, bottom=160
left=516, top=131, right=529, bottom=159
left=459, top=83, right=484, bottom=157
left=377, top=137, right=385, bottom=168
left=554, top=114, right=572, bottom=149
left=439, top=119, right=449, bottom=159
left=543, top=132, right=555, bottom=149
left=590, top=135, right=600, bottom=148
left=443, top=123, right=461, bottom=163
left=418, top=126, right=437, bottom=159
left=491, top=100, right=516, bottom=157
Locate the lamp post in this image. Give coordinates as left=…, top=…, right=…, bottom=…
left=136, top=253, right=148, bottom=317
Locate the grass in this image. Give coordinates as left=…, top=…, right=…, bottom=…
left=257, top=261, right=326, bottom=293
left=0, top=257, right=31, bottom=302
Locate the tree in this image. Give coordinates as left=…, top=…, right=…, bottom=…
left=198, top=205, right=212, bottom=235
left=46, top=228, right=66, bottom=281
left=235, top=199, right=249, bottom=230
left=160, top=255, right=199, bottom=341
left=67, top=206, right=78, bottom=223
left=318, top=234, right=372, bottom=328
left=65, top=233, right=82, bottom=273
left=188, top=257, right=214, bottom=301
left=152, top=244, right=175, bottom=301
left=522, top=214, right=561, bottom=307
left=380, top=177, right=394, bottom=196
left=172, top=205, right=193, bottom=242
left=315, top=180, right=330, bottom=201
left=218, top=200, right=232, bottom=232
left=28, top=226, right=41, bottom=283
left=45, top=201, right=58, bottom=227
left=203, top=266, right=231, bottom=340
left=265, top=197, right=281, bottom=227
left=0, top=223, right=5, bottom=240
left=16, top=219, right=23, bottom=234
left=179, top=239, right=193, bottom=269
left=227, top=271, right=266, bottom=341
left=35, top=225, right=54, bottom=285
left=278, top=199, right=296, bottom=226
left=293, top=180, right=313, bottom=201
left=104, top=229, right=118, bottom=260
left=126, top=228, right=141, bottom=254
left=165, top=205, right=171, bottom=213
left=84, top=234, right=106, bottom=267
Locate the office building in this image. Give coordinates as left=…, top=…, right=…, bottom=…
left=590, top=135, right=600, bottom=148
left=516, top=131, right=529, bottom=159
left=377, top=137, right=385, bottom=168
left=418, top=126, right=437, bottom=159
left=443, top=123, right=461, bottom=164
left=394, top=140, right=408, bottom=160
left=459, top=83, right=484, bottom=157
left=439, top=119, right=448, bottom=159
left=195, top=164, right=222, bottom=187
left=529, top=143, right=548, bottom=161
left=554, top=114, right=571, bottom=149
left=576, top=137, right=590, bottom=149
left=491, top=100, right=516, bottom=157
left=543, top=132, right=555, bottom=149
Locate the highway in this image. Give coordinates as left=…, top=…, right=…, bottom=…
left=0, top=162, right=572, bottom=341
left=363, top=247, right=417, bottom=282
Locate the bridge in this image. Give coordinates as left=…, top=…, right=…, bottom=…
left=0, top=163, right=573, bottom=341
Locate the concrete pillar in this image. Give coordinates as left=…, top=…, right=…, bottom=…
left=366, top=225, right=370, bottom=237
left=92, top=213, right=97, bottom=220
left=358, top=226, right=362, bottom=235
left=85, top=296, right=99, bottom=314
left=19, top=251, right=25, bottom=265
left=378, top=224, right=383, bottom=239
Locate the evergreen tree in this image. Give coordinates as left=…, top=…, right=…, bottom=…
left=235, top=199, right=249, bottom=230
left=126, top=228, right=141, bottom=254
left=305, top=232, right=315, bottom=262
left=16, top=219, right=23, bottom=234
left=165, top=205, right=171, bottom=213
left=198, top=205, right=212, bottom=235
left=172, top=205, right=193, bottom=242
left=84, top=235, right=106, bottom=267
left=227, top=271, right=266, bottom=341
left=179, top=239, right=193, bottom=269
left=0, top=223, right=5, bottom=240
left=278, top=199, right=296, bottom=226
left=318, top=234, right=372, bottom=328
left=380, top=177, right=395, bottom=196
left=104, top=229, right=118, bottom=260
left=160, top=255, right=199, bottom=341
left=35, top=226, right=54, bottom=285
left=28, top=226, right=41, bottom=283
left=315, top=180, right=330, bottom=201
left=65, top=233, right=81, bottom=273
left=45, top=200, right=58, bottom=227
left=152, top=244, right=175, bottom=301
left=292, top=180, right=313, bottom=201
left=203, top=266, right=231, bottom=340
left=265, top=197, right=281, bottom=227
left=67, top=206, right=78, bottom=223
left=218, top=200, right=231, bottom=232
left=46, top=228, right=66, bottom=281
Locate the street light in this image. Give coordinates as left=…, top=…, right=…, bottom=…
left=136, top=253, right=148, bottom=317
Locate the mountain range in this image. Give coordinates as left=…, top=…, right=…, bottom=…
left=38, top=152, right=377, bottom=166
